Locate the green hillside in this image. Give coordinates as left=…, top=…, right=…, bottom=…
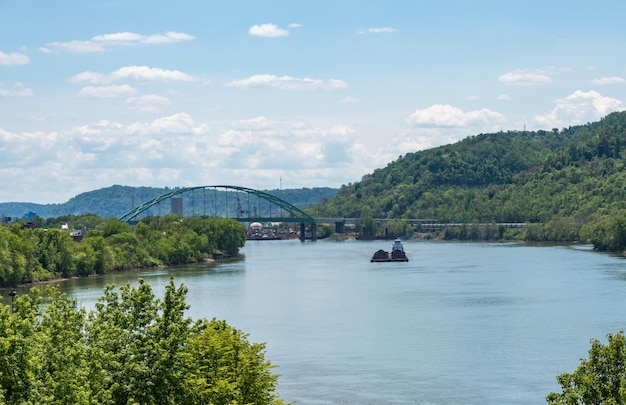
left=310, top=111, right=626, bottom=249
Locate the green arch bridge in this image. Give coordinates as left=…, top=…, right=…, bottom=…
left=118, top=185, right=349, bottom=241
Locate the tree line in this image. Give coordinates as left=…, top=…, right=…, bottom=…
left=0, top=279, right=286, bottom=404
left=0, top=215, right=246, bottom=288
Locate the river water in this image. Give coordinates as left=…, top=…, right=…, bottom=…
left=18, top=240, right=626, bottom=404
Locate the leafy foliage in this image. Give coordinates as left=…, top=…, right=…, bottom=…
left=0, top=215, right=246, bottom=288
left=547, top=331, right=626, bottom=404
left=0, top=280, right=286, bottom=405
left=188, top=319, right=283, bottom=405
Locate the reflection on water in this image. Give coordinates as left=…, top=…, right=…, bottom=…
left=4, top=240, right=626, bottom=404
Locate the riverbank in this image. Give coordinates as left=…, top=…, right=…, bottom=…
left=1, top=254, right=243, bottom=291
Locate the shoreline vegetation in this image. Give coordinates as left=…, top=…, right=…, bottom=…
left=0, top=215, right=246, bottom=289
left=7, top=258, right=205, bottom=289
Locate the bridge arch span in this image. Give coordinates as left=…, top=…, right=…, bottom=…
left=118, top=185, right=315, bottom=232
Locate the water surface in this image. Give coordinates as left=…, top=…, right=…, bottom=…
left=25, top=240, right=626, bottom=404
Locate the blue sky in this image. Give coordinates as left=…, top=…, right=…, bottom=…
left=2, top=1, right=626, bottom=203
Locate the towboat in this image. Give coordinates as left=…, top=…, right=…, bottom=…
left=371, top=238, right=409, bottom=262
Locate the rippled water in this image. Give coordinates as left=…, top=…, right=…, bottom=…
left=21, top=240, right=626, bottom=404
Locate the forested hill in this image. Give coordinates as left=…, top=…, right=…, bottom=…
left=311, top=111, right=626, bottom=243
left=0, top=185, right=338, bottom=219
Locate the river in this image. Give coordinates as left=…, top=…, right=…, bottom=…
left=13, top=239, right=626, bottom=404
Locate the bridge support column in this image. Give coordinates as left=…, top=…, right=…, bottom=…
left=335, top=221, right=345, bottom=234
left=300, top=222, right=306, bottom=242
left=310, top=223, right=317, bottom=241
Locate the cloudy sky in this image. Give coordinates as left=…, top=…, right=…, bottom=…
left=1, top=1, right=626, bottom=203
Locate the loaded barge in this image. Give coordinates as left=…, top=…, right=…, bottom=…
left=371, top=238, right=409, bottom=262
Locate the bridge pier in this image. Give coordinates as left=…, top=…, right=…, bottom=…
left=299, top=222, right=317, bottom=241
left=335, top=221, right=345, bottom=234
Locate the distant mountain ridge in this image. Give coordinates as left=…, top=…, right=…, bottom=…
left=0, top=185, right=338, bottom=219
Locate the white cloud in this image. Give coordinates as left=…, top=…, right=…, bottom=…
left=408, top=104, right=504, bottom=128
left=124, top=112, right=209, bottom=136
left=390, top=104, right=507, bottom=155
left=0, top=50, right=30, bottom=66
left=535, top=90, right=624, bottom=128
left=497, top=94, right=512, bottom=100
left=225, top=74, right=348, bottom=90
left=232, top=116, right=277, bottom=130
left=92, top=32, right=143, bottom=43
left=591, top=76, right=625, bottom=85
left=70, top=71, right=108, bottom=84
left=40, top=40, right=106, bottom=53
left=0, top=82, right=33, bottom=97
left=93, top=31, right=194, bottom=45
left=249, top=24, right=290, bottom=38
left=77, top=85, right=138, bottom=98
left=111, top=66, right=197, bottom=82
left=288, top=23, right=302, bottom=29
left=215, top=118, right=357, bottom=170
left=0, top=113, right=370, bottom=202
left=341, top=96, right=361, bottom=103
left=387, top=129, right=448, bottom=156
left=71, top=66, right=199, bottom=84
left=498, top=69, right=553, bottom=86
left=357, top=27, right=398, bottom=34
left=40, top=31, right=195, bottom=53
left=74, top=120, right=123, bottom=137
left=125, top=95, right=172, bottom=114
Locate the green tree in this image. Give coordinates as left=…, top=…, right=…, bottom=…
left=86, top=279, right=162, bottom=404
left=608, top=213, right=626, bottom=252
left=547, top=331, right=626, bottom=404
left=148, top=280, right=193, bottom=403
left=82, top=234, right=115, bottom=275
left=71, top=240, right=97, bottom=277
left=0, top=226, right=29, bottom=285
left=36, top=229, right=75, bottom=278
left=97, top=218, right=130, bottom=238
left=209, top=218, right=246, bottom=255
left=31, top=286, right=91, bottom=404
left=187, top=319, right=285, bottom=405
left=106, top=232, right=153, bottom=270
left=0, top=289, right=41, bottom=404
left=0, top=279, right=286, bottom=404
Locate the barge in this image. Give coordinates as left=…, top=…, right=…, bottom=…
left=371, top=238, right=409, bottom=262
